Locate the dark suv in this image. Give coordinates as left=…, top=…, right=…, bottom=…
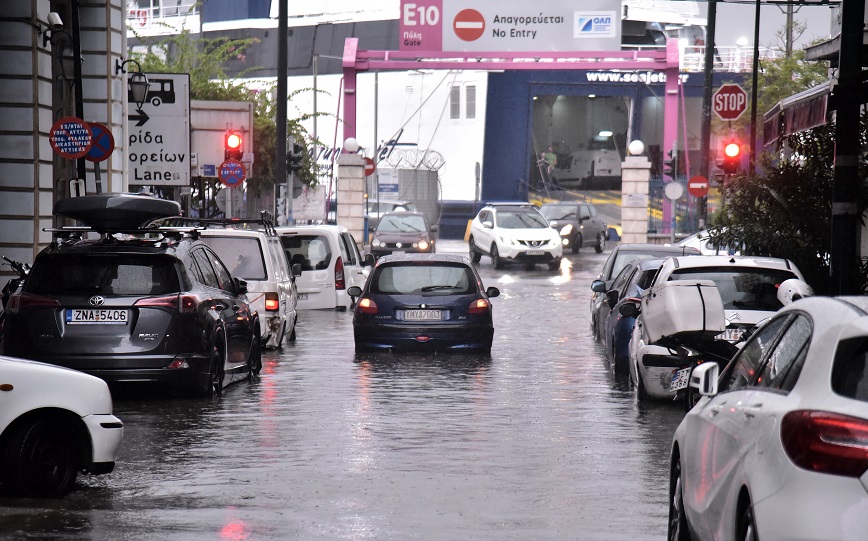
left=539, top=201, right=608, bottom=254
left=2, top=193, right=260, bottom=397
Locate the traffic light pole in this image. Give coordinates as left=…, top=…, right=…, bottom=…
left=276, top=0, right=289, bottom=224
left=697, top=0, right=718, bottom=228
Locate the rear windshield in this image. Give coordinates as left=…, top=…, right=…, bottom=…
left=377, top=215, right=428, bottom=233
left=372, top=263, right=477, bottom=295
left=495, top=210, right=548, bottom=229
left=280, top=234, right=332, bottom=271
left=200, top=236, right=267, bottom=280
left=669, top=267, right=798, bottom=311
left=26, top=253, right=181, bottom=296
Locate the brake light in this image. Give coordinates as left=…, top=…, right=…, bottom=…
left=335, top=256, right=345, bottom=290
left=7, top=293, right=60, bottom=314
left=134, top=294, right=200, bottom=314
left=357, top=297, right=377, bottom=314
left=781, top=410, right=868, bottom=477
left=265, top=292, right=279, bottom=311
left=468, top=298, right=490, bottom=314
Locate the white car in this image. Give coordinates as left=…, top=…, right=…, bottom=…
left=669, top=295, right=868, bottom=541
left=199, top=226, right=299, bottom=349
left=673, top=228, right=740, bottom=256
left=468, top=203, right=563, bottom=270
left=0, top=355, right=124, bottom=498
left=275, top=224, right=371, bottom=310
left=629, top=255, right=805, bottom=401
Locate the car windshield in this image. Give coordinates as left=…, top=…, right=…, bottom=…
left=669, top=267, right=799, bottom=311
left=377, top=215, right=427, bottom=233
left=200, top=237, right=267, bottom=280
left=280, top=234, right=332, bottom=271
left=25, top=253, right=181, bottom=296
left=495, top=210, right=548, bottom=229
left=539, top=205, right=575, bottom=221
left=372, top=263, right=476, bottom=295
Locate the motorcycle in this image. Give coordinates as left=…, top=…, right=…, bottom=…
left=0, top=255, right=30, bottom=351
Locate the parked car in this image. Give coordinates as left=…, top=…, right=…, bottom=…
left=669, top=295, right=868, bottom=541
left=0, top=354, right=124, bottom=498
left=673, top=227, right=740, bottom=255
left=198, top=219, right=299, bottom=349
left=370, top=211, right=438, bottom=259
left=468, top=203, right=563, bottom=270
left=365, top=199, right=417, bottom=230
left=628, top=255, right=805, bottom=400
left=275, top=224, right=370, bottom=310
left=590, top=243, right=701, bottom=341
left=538, top=201, right=607, bottom=254
left=347, top=253, right=499, bottom=352
left=2, top=193, right=260, bottom=398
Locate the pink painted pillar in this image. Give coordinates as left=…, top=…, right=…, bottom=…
left=662, top=39, right=680, bottom=234
left=342, top=37, right=359, bottom=144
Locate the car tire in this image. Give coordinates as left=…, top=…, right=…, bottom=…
left=595, top=232, right=606, bottom=253
left=288, top=315, right=297, bottom=342
left=200, top=339, right=225, bottom=398
left=737, top=498, right=758, bottom=541
left=273, top=321, right=286, bottom=350
left=548, top=259, right=561, bottom=270
left=636, top=370, right=650, bottom=402
left=491, top=244, right=504, bottom=269
left=571, top=234, right=580, bottom=254
left=4, top=418, right=79, bottom=498
left=468, top=237, right=482, bottom=263
left=667, top=456, right=692, bottom=541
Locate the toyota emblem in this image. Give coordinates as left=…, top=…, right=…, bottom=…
left=89, top=296, right=105, bottom=306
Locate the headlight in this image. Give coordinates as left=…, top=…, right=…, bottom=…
left=418, top=240, right=429, bottom=250
left=559, top=224, right=573, bottom=235
left=372, top=239, right=383, bottom=247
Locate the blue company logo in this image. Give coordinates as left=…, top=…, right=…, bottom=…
left=576, top=14, right=614, bottom=36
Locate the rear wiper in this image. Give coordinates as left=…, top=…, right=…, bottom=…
left=421, top=285, right=458, bottom=292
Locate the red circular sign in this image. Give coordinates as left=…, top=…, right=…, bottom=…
left=49, top=117, right=93, bottom=159
left=363, top=157, right=376, bottom=177
left=219, top=159, right=246, bottom=187
left=688, top=175, right=709, bottom=198
left=454, top=9, right=485, bottom=42
left=712, top=84, right=748, bottom=121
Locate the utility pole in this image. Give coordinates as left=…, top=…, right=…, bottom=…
left=698, top=0, right=718, bottom=228
left=276, top=0, right=288, bottom=224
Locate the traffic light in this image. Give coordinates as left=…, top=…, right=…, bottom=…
left=662, top=149, right=677, bottom=180
left=721, top=142, right=741, bottom=174
left=224, top=131, right=243, bottom=161
left=287, top=142, right=304, bottom=172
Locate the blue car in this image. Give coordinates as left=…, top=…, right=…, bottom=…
left=347, top=254, right=499, bottom=352
left=595, top=258, right=664, bottom=375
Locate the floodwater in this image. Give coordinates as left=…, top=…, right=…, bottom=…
left=0, top=242, right=686, bottom=540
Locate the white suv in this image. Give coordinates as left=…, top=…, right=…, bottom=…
left=275, top=224, right=371, bottom=310
left=468, top=203, right=563, bottom=270
left=199, top=224, right=299, bottom=349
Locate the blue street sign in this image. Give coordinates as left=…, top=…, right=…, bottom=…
left=202, top=164, right=216, bottom=177
left=85, top=123, right=115, bottom=163
left=219, top=159, right=245, bottom=187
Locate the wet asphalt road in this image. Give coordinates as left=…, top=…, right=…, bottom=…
left=0, top=241, right=686, bottom=541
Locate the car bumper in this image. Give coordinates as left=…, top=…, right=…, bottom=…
left=354, top=322, right=493, bottom=351
left=638, top=344, right=683, bottom=399
left=497, top=244, right=562, bottom=263
left=82, top=413, right=124, bottom=472
left=35, top=354, right=212, bottom=390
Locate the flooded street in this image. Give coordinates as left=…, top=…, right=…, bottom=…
left=1, top=243, right=686, bottom=540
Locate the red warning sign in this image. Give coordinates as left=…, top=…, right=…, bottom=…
left=453, top=9, right=485, bottom=42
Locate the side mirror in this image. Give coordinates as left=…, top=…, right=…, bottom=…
left=234, top=277, right=248, bottom=296
left=363, top=253, right=376, bottom=266
left=291, top=263, right=302, bottom=277
left=618, top=302, right=640, bottom=318
left=482, top=220, right=494, bottom=229
left=430, top=224, right=439, bottom=233
left=690, top=362, right=720, bottom=397
left=605, top=289, right=619, bottom=308
left=347, top=286, right=363, bottom=298
left=591, top=279, right=607, bottom=293
left=485, top=286, right=500, bottom=298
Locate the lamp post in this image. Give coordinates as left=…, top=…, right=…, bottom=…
left=115, top=58, right=150, bottom=111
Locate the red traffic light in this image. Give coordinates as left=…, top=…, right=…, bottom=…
left=721, top=142, right=741, bottom=174
left=225, top=132, right=242, bottom=150
left=224, top=131, right=243, bottom=161
left=724, top=142, right=740, bottom=158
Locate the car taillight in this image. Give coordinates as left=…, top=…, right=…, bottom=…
left=781, top=410, right=868, bottom=477
left=265, top=292, right=279, bottom=311
left=357, top=297, right=377, bottom=314
left=134, top=294, right=199, bottom=314
left=7, top=293, right=60, bottom=314
left=335, top=256, right=345, bottom=290
left=468, top=298, right=490, bottom=314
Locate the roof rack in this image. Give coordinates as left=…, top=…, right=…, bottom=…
left=166, top=210, right=277, bottom=236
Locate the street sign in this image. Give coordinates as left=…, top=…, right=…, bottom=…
left=363, top=157, right=376, bottom=177
left=85, top=123, right=115, bottom=163
left=49, top=117, right=93, bottom=159
left=712, top=84, right=748, bottom=121
left=219, top=159, right=245, bottom=187
left=453, top=9, right=485, bottom=42
left=688, top=175, right=709, bottom=198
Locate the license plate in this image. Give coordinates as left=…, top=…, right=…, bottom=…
left=405, top=309, right=441, bottom=321
left=715, top=328, right=744, bottom=342
left=66, top=309, right=128, bottom=325
left=526, top=250, right=544, bottom=256
left=669, top=367, right=692, bottom=392
left=298, top=293, right=308, bottom=301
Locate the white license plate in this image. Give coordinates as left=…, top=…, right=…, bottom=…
left=298, top=293, right=308, bottom=301
left=526, top=250, right=544, bottom=256
left=405, top=309, right=442, bottom=321
left=669, top=367, right=692, bottom=392
left=66, top=309, right=128, bottom=325
left=715, top=328, right=744, bottom=342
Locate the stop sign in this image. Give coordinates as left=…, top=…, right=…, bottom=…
left=713, top=84, right=748, bottom=121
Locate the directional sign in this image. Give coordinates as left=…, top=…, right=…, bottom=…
left=713, top=84, right=748, bottom=121
left=49, top=117, right=93, bottom=159
left=85, top=123, right=115, bottom=163
left=219, top=159, right=245, bottom=187
left=688, top=175, right=709, bottom=198
left=363, top=157, right=376, bottom=177
left=453, top=9, right=485, bottom=42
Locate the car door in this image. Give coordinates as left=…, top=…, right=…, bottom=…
left=473, top=210, right=494, bottom=254
left=339, top=231, right=368, bottom=289
left=578, top=204, right=604, bottom=245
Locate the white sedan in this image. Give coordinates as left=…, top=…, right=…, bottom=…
left=0, top=355, right=124, bottom=497
left=669, top=296, right=868, bottom=541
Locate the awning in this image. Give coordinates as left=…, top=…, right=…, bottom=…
left=763, top=82, right=831, bottom=148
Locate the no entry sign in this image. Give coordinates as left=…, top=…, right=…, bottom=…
left=219, top=159, right=245, bottom=187
left=49, top=117, right=93, bottom=159
left=453, top=9, right=485, bottom=41
left=687, top=175, right=709, bottom=198
left=363, top=157, right=376, bottom=177
left=712, top=84, right=748, bottom=121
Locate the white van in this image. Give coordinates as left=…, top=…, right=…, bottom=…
left=199, top=227, right=299, bottom=349
left=275, top=225, right=370, bottom=310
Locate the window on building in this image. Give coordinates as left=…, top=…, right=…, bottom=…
left=466, top=85, right=476, bottom=119
left=450, top=86, right=461, bottom=119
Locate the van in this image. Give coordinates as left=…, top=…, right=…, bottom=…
left=275, top=225, right=370, bottom=310
left=199, top=227, right=299, bottom=349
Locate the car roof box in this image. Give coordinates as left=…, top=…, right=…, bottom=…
left=54, top=193, right=181, bottom=232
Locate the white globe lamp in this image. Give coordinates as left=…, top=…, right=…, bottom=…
left=343, top=137, right=360, bottom=153
left=628, top=140, right=645, bottom=156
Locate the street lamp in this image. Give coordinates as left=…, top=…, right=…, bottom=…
left=115, top=58, right=150, bottom=111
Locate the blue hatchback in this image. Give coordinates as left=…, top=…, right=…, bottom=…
left=347, top=254, right=499, bottom=352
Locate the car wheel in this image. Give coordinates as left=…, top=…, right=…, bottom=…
left=468, top=237, right=482, bottom=263
left=667, top=457, right=691, bottom=541
left=491, top=244, right=504, bottom=269
left=5, top=418, right=79, bottom=498
left=288, top=315, right=297, bottom=342
left=595, top=232, right=606, bottom=253
left=548, top=259, right=561, bottom=270
left=571, top=234, right=581, bottom=254
left=737, top=499, right=758, bottom=541
left=248, top=329, right=262, bottom=378
left=200, top=340, right=225, bottom=398
left=273, top=321, right=286, bottom=350
left=636, top=370, right=650, bottom=401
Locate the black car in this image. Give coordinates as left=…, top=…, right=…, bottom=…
left=539, top=201, right=608, bottom=254
left=369, top=211, right=438, bottom=259
left=347, top=253, right=499, bottom=352
left=2, top=193, right=260, bottom=397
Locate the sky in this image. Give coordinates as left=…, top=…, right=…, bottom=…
left=712, top=1, right=835, bottom=49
